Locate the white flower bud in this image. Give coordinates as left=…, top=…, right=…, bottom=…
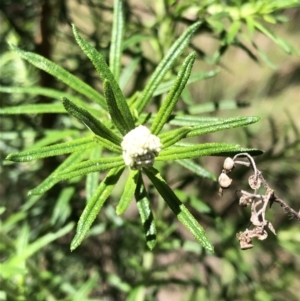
left=121, top=125, right=162, bottom=169
left=223, top=157, right=235, bottom=171
left=218, top=172, right=232, bottom=189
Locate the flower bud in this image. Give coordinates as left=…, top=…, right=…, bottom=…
left=223, top=157, right=235, bottom=171
left=218, top=172, right=232, bottom=189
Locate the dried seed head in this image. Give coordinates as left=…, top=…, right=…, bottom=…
left=237, top=231, right=253, bottom=250
left=223, top=157, right=235, bottom=171
left=218, top=172, right=232, bottom=189
left=250, top=211, right=263, bottom=227
left=248, top=174, right=261, bottom=190
left=240, top=240, right=254, bottom=250
left=121, top=125, right=162, bottom=169
left=257, top=230, right=268, bottom=240
left=239, top=195, right=252, bottom=207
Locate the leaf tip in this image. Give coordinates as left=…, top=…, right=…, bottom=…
left=146, top=239, right=157, bottom=250
left=5, top=154, right=13, bottom=161
left=70, top=238, right=79, bottom=252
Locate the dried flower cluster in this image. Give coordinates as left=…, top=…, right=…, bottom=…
left=218, top=153, right=300, bottom=250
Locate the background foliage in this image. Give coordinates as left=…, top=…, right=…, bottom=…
left=1, top=0, right=300, bottom=300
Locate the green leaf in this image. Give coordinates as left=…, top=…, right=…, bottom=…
left=151, top=52, right=196, bottom=135
left=26, top=130, right=78, bottom=150
left=116, top=170, right=139, bottom=215
left=71, top=167, right=124, bottom=251
left=226, top=20, right=241, bottom=44
left=135, top=173, right=157, bottom=250
left=104, top=80, right=133, bottom=135
left=28, top=151, right=88, bottom=195
left=62, top=97, right=122, bottom=145
left=10, top=223, right=74, bottom=265
left=134, top=22, right=201, bottom=114
left=143, top=168, right=213, bottom=252
left=256, top=47, right=277, bottom=69
left=253, top=21, right=298, bottom=54
left=157, top=143, right=263, bottom=161
left=93, top=135, right=122, bottom=153
left=6, top=136, right=96, bottom=162
left=168, top=115, right=220, bottom=126
left=0, top=104, right=65, bottom=114
left=119, top=57, right=141, bottom=90
left=159, top=127, right=192, bottom=148
left=245, top=16, right=255, bottom=35
left=154, top=70, right=218, bottom=97
left=177, top=159, right=216, bottom=180
left=50, top=187, right=75, bottom=226
left=187, top=116, right=260, bottom=137
left=86, top=146, right=102, bottom=202
left=72, top=25, right=135, bottom=130
left=10, top=45, right=106, bottom=107
left=54, top=156, right=124, bottom=180
left=109, top=0, right=124, bottom=82
left=0, top=85, right=97, bottom=113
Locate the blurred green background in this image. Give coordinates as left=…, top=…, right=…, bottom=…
left=1, top=1, right=300, bottom=300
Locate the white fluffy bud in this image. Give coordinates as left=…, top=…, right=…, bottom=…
left=121, top=125, right=162, bottom=169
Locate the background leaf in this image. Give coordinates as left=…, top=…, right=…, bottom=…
left=10, top=46, right=106, bottom=107
left=71, top=167, right=124, bottom=251
left=143, top=168, right=214, bottom=252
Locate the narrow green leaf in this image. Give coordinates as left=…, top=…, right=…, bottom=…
left=116, top=170, right=139, bottom=215
left=135, top=173, right=157, bottom=250
left=54, top=156, right=124, bottom=180
left=6, top=136, right=96, bottom=162
left=177, top=205, right=213, bottom=252
left=71, top=167, right=124, bottom=251
left=157, top=143, right=263, bottom=161
left=245, top=16, right=255, bottom=35
left=168, top=115, right=220, bottom=126
left=151, top=52, right=196, bottom=135
left=50, top=187, right=75, bottom=226
left=122, top=33, right=150, bottom=50
left=26, top=130, right=78, bottom=150
left=256, top=47, right=277, bottom=69
left=109, top=0, right=124, bottom=82
left=0, top=85, right=97, bottom=113
left=143, top=168, right=213, bottom=252
left=10, top=45, right=106, bottom=107
left=187, top=116, right=260, bottom=137
left=72, top=25, right=135, bottom=130
left=154, top=70, right=218, bottom=97
left=119, top=57, right=141, bottom=90
left=134, top=22, right=201, bottom=114
left=86, top=146, right=102, bottom=202
left=0, top=104, right=65, bottom=114
left=253, top=21, right=298, bottom=54
left=11, top=223, right=74, bottom=264
left=226, top=20, right=241, bottom=44
left=62, top=97, right=122, bottom=145
left=159, top=127, right=192, bottom=148
left=177, top=159, right=216, bottom=180
left=28, top=151, right=88, bottom=195
left=93, top=135, right=122, bottom=153
left=181, top=86, right=194, bottom=105
left=104, top=80, right=133, bottom=135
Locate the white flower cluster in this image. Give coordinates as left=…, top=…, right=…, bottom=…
left=121, top=125, right=162, bottom=169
